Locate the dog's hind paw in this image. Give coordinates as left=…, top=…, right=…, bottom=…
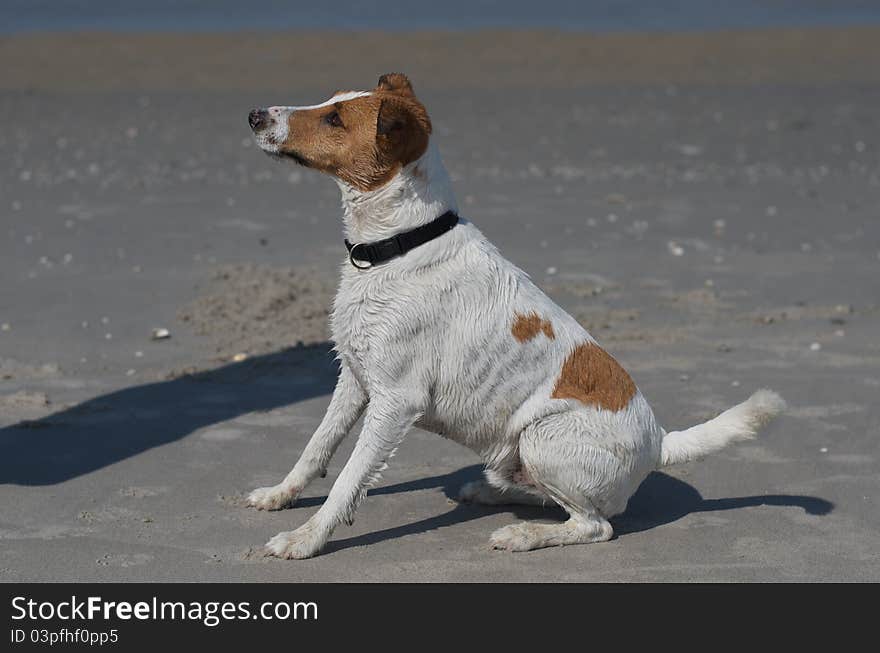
left=246, top=484, right=298, bottom=511
left=490, top=518, right=614, bottom=551
left=265, top=522, right=327, bottom=560
left=489, top=522, right=542, bottom=552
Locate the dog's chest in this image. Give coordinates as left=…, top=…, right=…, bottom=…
left=330, top=293, right=373, bottom=378
left=330, top=273, right=425, bottom=391
left=328, top=260, right=554, bottom=449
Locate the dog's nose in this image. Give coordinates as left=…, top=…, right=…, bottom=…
left=248, top=108, right=270, bottom=131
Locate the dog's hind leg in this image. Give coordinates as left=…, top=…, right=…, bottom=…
left=247, top=365, right=366, bottom=511
left=489, top=414, right=621, bottom=552
left=489, top=498, right=612, bottom=551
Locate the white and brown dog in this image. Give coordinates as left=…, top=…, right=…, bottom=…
left=246, top=73, right=785, bottom=559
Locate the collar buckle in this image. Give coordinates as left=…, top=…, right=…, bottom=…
left=347, top=243, right=373, bottom=270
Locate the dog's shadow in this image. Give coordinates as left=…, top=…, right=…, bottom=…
left=0, top=344, right=339, bottom=486
left=318, top=465, right=834, bottom=554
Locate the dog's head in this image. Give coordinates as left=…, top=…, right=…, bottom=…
left=248, top=73, right=431, bottom=192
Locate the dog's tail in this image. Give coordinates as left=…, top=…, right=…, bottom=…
left=659, top=389, right=786, bottom=467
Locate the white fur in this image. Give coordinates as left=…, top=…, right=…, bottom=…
left=337, top=140, right=456, bottom=244
left=247, top=98, right=785, bottom=558
left=660, top=389, right=786, bottom=466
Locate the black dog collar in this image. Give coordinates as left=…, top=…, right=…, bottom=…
left=345, top=210, right=459, bottom=269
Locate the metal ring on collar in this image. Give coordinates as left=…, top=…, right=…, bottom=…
left=348, top=243, right=372, bottom=270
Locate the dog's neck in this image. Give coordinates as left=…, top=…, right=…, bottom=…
left=337, top=140, right=458, bottom=244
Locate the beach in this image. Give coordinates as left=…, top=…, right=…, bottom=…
left=1, top=27, right=879, bottom=581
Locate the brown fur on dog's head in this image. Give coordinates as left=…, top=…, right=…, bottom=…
left=275, top=73, right=431, bottom=192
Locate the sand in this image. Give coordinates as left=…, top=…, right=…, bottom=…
left=178, top=263, right=333, bottom=358
left=1, top=28, right=879, bottom=581
left=3, top=28, right=880, bottom=90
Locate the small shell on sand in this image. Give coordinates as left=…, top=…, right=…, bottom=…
left=151, top=328, right=171, bottom=340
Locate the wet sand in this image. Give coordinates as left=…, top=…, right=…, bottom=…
left=1, top=28, right=879, bottom=581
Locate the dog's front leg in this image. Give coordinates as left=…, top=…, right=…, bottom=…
left=265, top=395, right=420, bottom=559
left=247, top=365, right=366, bottom=510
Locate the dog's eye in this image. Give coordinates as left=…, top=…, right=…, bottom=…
left=325, top=111, right=343, bottom=128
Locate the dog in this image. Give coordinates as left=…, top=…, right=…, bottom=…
left=245, top=73, right=785, bottom=559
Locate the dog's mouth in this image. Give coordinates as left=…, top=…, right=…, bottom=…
left=266, top=149, right=311, bottom=168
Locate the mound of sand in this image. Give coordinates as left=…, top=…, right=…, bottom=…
left=178, top=264, right=334, bottom=357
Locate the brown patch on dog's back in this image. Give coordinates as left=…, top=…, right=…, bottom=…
left=512, top=312, right=555, bottom=343
left=552, top=342, right=636, bottom=411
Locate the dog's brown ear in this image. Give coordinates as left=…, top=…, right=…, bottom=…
left=376, top=97, right=404, bottom=136
left=376, top=96, right=430, bottom=135
left=377, top=72, right=415, bottom=97
left=375, top=95, right=431, bottom=166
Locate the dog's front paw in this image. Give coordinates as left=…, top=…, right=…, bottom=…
left=247, top=484, right=299, bottom=511
left=265, top=522, right=327, bottom=560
